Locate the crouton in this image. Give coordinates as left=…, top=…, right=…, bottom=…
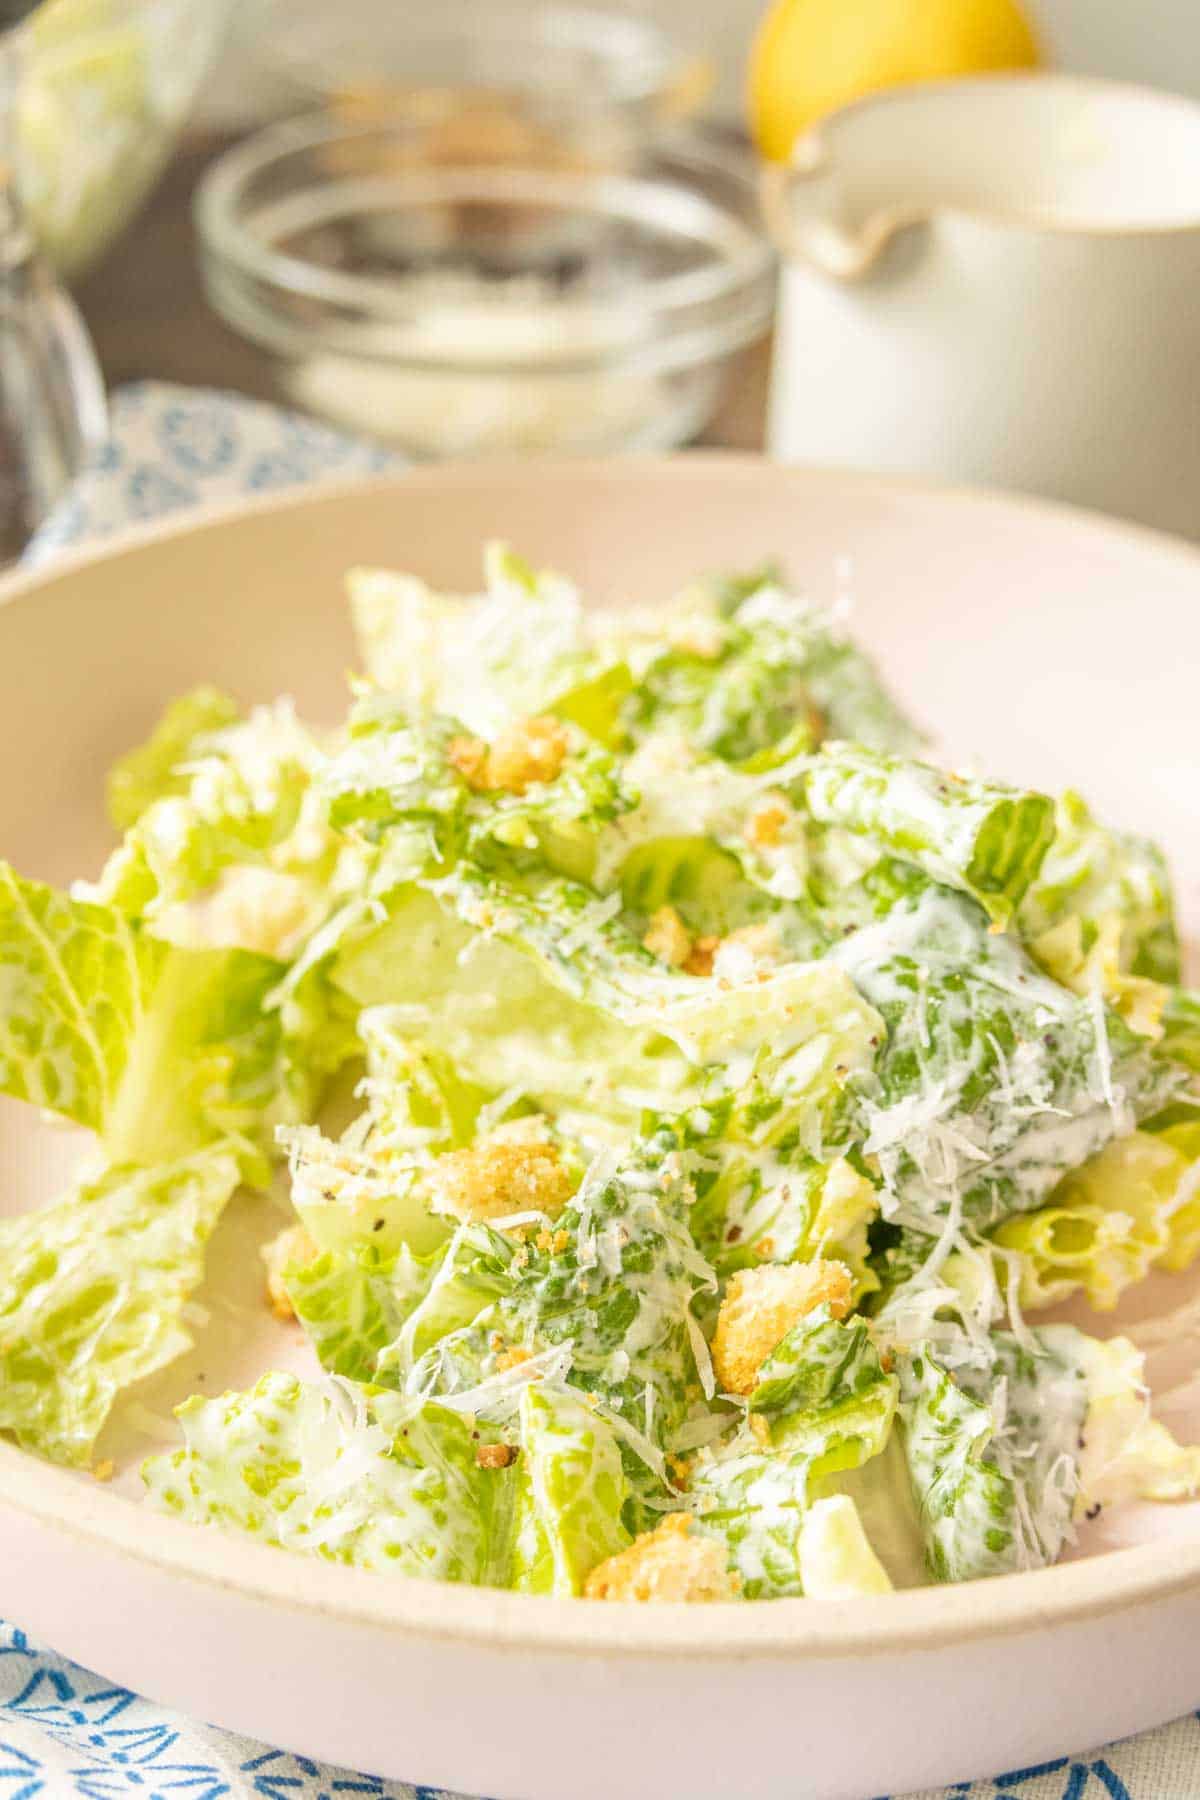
left=428, top=1116, right=575, bottom=1224
left=451, top=715, right=569, bottom=795
left=583, top=1512, right=738, bottom=1603
left=712, top=1260, right=854, bottom=1397
left=743, top=793, right=792, bottom=850
left=262, top=1223, right=318, bottom=1322
left=475, top=1442, right=516, bottom=1470
left=682, top=934, right=719, bottom=978
left=643, top=904, right=693, bottom=970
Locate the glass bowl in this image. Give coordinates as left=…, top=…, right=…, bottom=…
left=15, top=0, right=235, bottom=280
left=247, top=0, right=711, bottom=176
left=195, top=114, right=776, bottom=459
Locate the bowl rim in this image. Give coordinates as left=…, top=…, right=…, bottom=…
left=4, top=453, right=1200, bottom=1662
left=194, top=116, right=777, bottom=377
left=252, top=0, right=687, bottom=110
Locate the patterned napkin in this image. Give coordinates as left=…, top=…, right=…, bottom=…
left=5, top=381, right=1195, bottom=1800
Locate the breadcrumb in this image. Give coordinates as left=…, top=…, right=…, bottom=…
left=683, top=934, right=719, bottom=978
left=712, top=1260, right=854, bottom=1397
left=744, top=794, right=792, bottom=849
left=494, top=1345, right=533, bottom=1373
left=643, top=904, right=693, bottom=969
left=262, top=1224, right=318, bottom=1322
left=476, top=1442, right=516, bottom=1469
left=448, top=733, right=489, bottom=787
left=428, top=1116, right=575, bottom=1223
left=451, top=715, right=569, bottom=795
left=584, top=1512, right=739, bottom=1603
left=92, top=1459, right=114, bottom=1483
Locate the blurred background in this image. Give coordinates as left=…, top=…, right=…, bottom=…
left=198, top=0, right=1200, bottom=128
left=3, top=0, right=1199, bottom=556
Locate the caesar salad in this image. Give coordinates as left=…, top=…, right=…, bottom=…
left=2, top=543, right=1199, bottom=1602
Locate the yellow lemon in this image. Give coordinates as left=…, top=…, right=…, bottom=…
left=749, top=0, right=1041, bottom=162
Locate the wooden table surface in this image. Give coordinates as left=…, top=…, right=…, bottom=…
left=75, top=134, right=772, bottom=455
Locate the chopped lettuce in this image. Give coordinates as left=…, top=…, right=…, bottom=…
left=798, top=1494, right=893, bottom=1598
left=827, top=872, right=1184, bottom=1243
left=991, top=1126, right=1200, bottom=1309
left=805, top=744, right=1055, bottom=928
left=5, top=541, right=1198, bottom=1605
left=748, top=1305, right=897, bottom=1471
left=896, top=1328, right=1097, bottom=1583
left=1019, top=790, right=1180, bottom=986
left=106, top=687, right=241, bottom=830
left=0, top=864, right=294, bottom=1179
left=0, top=1147, right=240, bottom=1465
left=144, top=1374, right=498, bottom=1582
left=623, top=579, right=922, bottom=762
left=510, top=1384, right=631, bottom=1594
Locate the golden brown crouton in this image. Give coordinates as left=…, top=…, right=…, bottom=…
left=451, top=715, right=569, bottom=796
left=448, top=733, right=490, bottom=787
left=712, top=1260, right=854, bottom=1397
left=475, top=1442, right=516, bottom=1469
left=262, top=1224, right=318, bottom=1322
left=744, top=793, right=792, bottom=849
left=428, top=1116, right=575, bottom=1224
left=583, top=1512, right=739, bottom=1603
left=682, top=934, right=719, bottom=978
left=643, top=904, right=693, bottom=970
left=494, top=1344, right=533, bottom=1373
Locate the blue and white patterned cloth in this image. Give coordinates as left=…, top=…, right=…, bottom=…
left=6, top=382, right=1197, bottom=1800
left=25, top=381, right=401, bottom=565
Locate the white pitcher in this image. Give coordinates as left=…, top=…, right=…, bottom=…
left=763, top=75, right=1200, bottom=538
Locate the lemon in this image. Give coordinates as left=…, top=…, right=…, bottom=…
left=749, top=0, right=1041, bottom=163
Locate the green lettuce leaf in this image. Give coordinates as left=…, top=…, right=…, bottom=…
left=991, top=1126, right=1200, bottom=1309
left=748, top=1305, right=897, bottom=1471
left=827, top=871, right=1184, bottom=1241
left=1019, top=790, right=1180, bottom=986
left=805, top=744, right=1055, bottom=928
left=897, top=1328, right=1089, bottom=1583
left=106, top=687, right=241, bottom=830
left=347, top=545, right=603, bottom=741
left=144, top=1373, right=498, bottom=1582
left=623, top=581, right=922, bottom=763
left=796, top=1493, right=893, bottom=1597
left=0, top=1147, right=240, bottom=1465
left=510, top=1384, right=631, bottom=1594
left=0, top=863, right=296, bottom=1180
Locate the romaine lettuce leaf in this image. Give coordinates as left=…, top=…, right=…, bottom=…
left=797, top=1493, right=893, bottom=1597
left=510, top=1383, right=631, bottom=1594
left=0, top=864, right=294, bottom=1179
left=897, top=1327, right=1089, bottom=1582
left=805, top=744, right=1055, bottom=929
left=1071, top=1332, right=1200, bottom=1514
left=1019, top=790, right=1180, bottom=986
left=1160, top=989, right=1200, bottom=1073
left=0, top=1147, right=240, bottom=1466
left=828, top=873, right=1185, bottom=1242
left=748, top=1305, right=897, bottom=1472
left=144, top=1374, right=498, bottom=1582
left=106, top=687, right=241, bottom=830
left=623, top=581, right=922, bottom=763
left=347, top=545, right=604, bottom=741
left=91, top=698, right=334, bottom=954
left=991, top=1126, right=1200, bottom=1309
